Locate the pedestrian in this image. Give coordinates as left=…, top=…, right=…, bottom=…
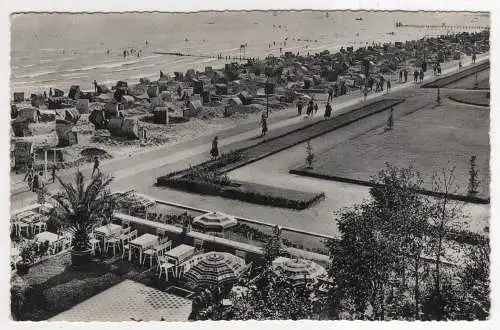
left=32, top=172, right=40, bottom=193
left=49, top=88, right=53, bottom=97
left=386, top=79, right=391, bottom=91
left=327, top=86, right=334, bottom=102
left=472, top=52, right=476, bottom=64
left=297, top=102, right=303, bottom=116
left=363, top=87, right=368, bottom=101
left=43, top=91, right=47, bottom=100
left=324, top=102, right=332, bottom=118
left=91, top=156, right=100, bottom=177
left=314, top=103, right=318, bottom=114
left=433, top=64, right=437, bottom=75
left=404, top=69, right=408, bottom=82
left=210, top=136, right=219, bottom=159
left=261, top=113, right=268, bottom=137
left=419, top=70, right=424, bottom=82
left=23, top=164, right=34, bottom=182
left=437, top=65, right=442, bottom=75
left=413, top=70, right=419, bottom=83
left=51, top=164, right=57, bottom=183
left=94, top=80, right=98, bottom=93
left=399, top=70, right=403, bottom=82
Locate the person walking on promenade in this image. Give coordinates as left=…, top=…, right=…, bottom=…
left=419, top=69, right=424, bottom=83
left=413, top=70, right=419, bottom=83
left=306, top=101, right=313, bottom=117
left=363, top=86, right=368, bottom=101
left=327, top=86, right=334, bottom=102
left=210, top=136, right=219, bottom=159
left=386, top=79, right=391, bottom=92
left=437, top=64, right=442, bottom=75
left=472, top=52, right=477, bottom=64
left=399, top=70, right=403, bottom=82
left=314, top=102, right=319, bottom=114
left=94, top=80, right=98, bottom=93
left=51, top=164, right=57, bottom=183
left=324, top=102, right=332, bottom=118
left=297, top=102, right=303, bottom=116
left=261, top=113, right=268, bottom=137
left=404, top=69, right=408, bottom=82
left=31, top=171, right=40, bottom=193
left=49, top=88, right=53, bottom=97
left=91, top=156, right=100, bottom=177
left=433, top=64, right=437, bottom=75
left=43, top=91, right=47, bottom=100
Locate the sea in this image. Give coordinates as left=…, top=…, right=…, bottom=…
left=10, top=11, right=489, bottom=94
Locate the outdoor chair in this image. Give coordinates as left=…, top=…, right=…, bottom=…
left=121, top=230, right=138, bottom=259
left=104, top=234, right=121, bottom=256
left=156, top=228, right=167, bottom=240
left=89, top=234, right=101, bottom=255
left=14, top=221, right=30, bottom=237
left=194, top=239, right=204, bottom=253
left=121, top=226, right=131, bottom=236
left=157, top=254, right=175, bottom=281
left=142, top=245, right=159, bottom=268
left=32, top=221, right=47, bottom=234
left=122, top=219, right=131, bottom=228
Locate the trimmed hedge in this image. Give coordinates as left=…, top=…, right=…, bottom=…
left=157, top=177, right=325, bottom=210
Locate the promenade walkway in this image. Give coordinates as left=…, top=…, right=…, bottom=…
left=10, top=53, right=488, bottom=210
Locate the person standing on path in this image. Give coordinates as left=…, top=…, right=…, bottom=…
left=386, top=79, right=391, bottom=92
left=399, top=70, right=403, bottom=82
left=404, top=69, right=408, bottom=83
left=91, top=156, right=100, bottom=177
left=31, top=172, right=40, bottom=193
left=261, top=113, right=268, bottom=137
left=210, top=136, right=219, bottom=159
left=413, top=70, right=419, bottom=83
left=314, top=102, right=318, bottom=114
left=51, top=165, right=57, bottom=183
left=363, top=87, right=368, bottom=101
left=297, top=102, right=303, bottom=116
left=324, top=102, right=332, bottom=118
left=419, top=69, right=424, bottom=83
left=472, top=52, right=476, bottom=64
left=49, top=88, right=53, bottom=97
left=327, top=86, right=334, bottom=102
left=94, top=80, right=98, bottom=93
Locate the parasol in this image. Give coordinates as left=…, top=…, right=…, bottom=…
left=192, top=211, right=237, bottom=233
left=184, top=252, right=246, bottom=287
left=272, top=256, right=327, bottom=286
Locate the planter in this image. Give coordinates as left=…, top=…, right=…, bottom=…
left=16, top=262, right=30, bottom=276
left=70, top=249, right=93, bottom=268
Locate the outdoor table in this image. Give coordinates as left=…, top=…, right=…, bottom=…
left=16, top=211, right=42, bottom=235
left=35, top=231, right=65, bottom=252
left=94, top=223, right=123, bottom=241
left=128, top=233, right=159, bottom=263
left=165, top=244, right=195, bottom=278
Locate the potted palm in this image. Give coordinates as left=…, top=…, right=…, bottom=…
left=50, top=170, right=119, bottom=268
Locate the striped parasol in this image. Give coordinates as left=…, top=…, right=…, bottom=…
left=192, top=211, right=237, bottom=232
left=272, top=257, right=327, bottom=286
left=184, top=252, right=245, bottom=287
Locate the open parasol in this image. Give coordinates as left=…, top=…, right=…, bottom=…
left=184, top=252, right=246, bottom=287
left=272, top=256, right=327, bottom=286
left=192, top=211, right=237, bottom=233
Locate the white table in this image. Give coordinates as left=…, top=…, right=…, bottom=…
left=35, top=231, right=65, bottom=252
left=165, top=244, right=195, bottom=278
left=128, top=233, right=159, bottom=263
left=94, top=223, right=123, bottom=240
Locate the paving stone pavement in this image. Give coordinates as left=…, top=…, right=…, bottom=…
left=49, top=280, right=192, bottom=322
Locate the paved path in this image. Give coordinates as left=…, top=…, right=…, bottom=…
left=10, top=53, right=488, bottom=211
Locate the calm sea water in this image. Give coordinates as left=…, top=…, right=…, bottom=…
left=10, top=11, right=489, bottom=94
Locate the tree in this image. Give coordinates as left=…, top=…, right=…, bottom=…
left=427, top=167, right=466, bottom=320
left=50, top=170, right=120, bottom=265
left=468, top=155, right=480, bottom=195
left=232, top=270, right=313, bottom=320
left=305, top=141, right=315, bottom=169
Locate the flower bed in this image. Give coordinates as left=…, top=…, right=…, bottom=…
left=157, top=176, right=325, bottom=210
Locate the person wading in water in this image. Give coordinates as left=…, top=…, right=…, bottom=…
left=210, top=136, right=219, bottom=160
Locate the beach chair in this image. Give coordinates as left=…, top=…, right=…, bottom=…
left=122, top=230, right=138, bottom=259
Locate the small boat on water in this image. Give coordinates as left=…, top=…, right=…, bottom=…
left=207, top=22, right=215, bottom=25
left=355, top=17, right=363, bottom=21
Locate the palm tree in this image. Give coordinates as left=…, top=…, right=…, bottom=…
left=50, top=169, right=119, bottom=267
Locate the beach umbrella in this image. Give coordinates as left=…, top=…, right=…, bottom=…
left=192, top=211, right=237, bottom=233
left=272, top=257, right=327, bottom=286
left=184, top=252, right=246, bottom=287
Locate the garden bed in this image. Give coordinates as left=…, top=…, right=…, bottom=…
left=449, top=91, right=490, bottom=107
left=157, top=177, right=325, bottom=210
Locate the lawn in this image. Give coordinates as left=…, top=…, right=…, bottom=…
left=449, top=91, right=490, bottom=107
left=292, top=102, right=490, bottom=200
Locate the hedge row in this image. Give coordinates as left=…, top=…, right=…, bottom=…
left=157, top=177, right=325, bottom=210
